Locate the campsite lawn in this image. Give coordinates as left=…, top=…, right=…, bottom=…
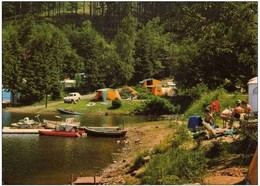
left=42, top=98, right=143, bottom=115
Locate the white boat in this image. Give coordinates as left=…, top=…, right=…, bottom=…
left=10, top=116, right=43, bottom=129
left=43, top=117, right=80, bottom=129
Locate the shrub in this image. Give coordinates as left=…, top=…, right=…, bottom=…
left=132, top=150, right=150, bottom=171
left=178, top=83, right=209, bottom=100
left=141, top=148, right=207, bottom=185
left=204, top=141, right=226, bottom=158
left=133, top=86, right=153, bottom=99
left=111, top=98, right=122, bottom=109
left=184, top=88, right=246, bottom=117
left=136, top=96, right=176, bottom=116
left=171, top=125, right=193, bottom=148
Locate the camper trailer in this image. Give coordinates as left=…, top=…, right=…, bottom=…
left=139, top=78, right=163, bottom=96
left=248, top=77, right=257, bottom=113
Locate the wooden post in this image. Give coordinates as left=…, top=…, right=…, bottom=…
left=70, top=174, right=73, bottom=185
left=94, top=176, right=96, bottom=184
left=45, top=93, right=48, bottom=108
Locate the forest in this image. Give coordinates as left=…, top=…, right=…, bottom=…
left=2, top=2, right=257, bottom=104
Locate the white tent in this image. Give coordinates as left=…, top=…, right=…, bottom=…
left=247, top=77, right=257, bottom=112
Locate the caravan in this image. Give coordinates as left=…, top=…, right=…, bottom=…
left=247, top=77, right=257, bottom=114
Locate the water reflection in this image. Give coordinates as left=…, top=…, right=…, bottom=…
left=2, top=111, right=149, bottom=184
left=2, top=111, right=150, bottom=127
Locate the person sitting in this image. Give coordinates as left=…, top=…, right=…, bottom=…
left=233, top=100, right=244, bottom=119
left=204, top=108, right=215, bottom=125
left=241, top=100, right=252, bottom=114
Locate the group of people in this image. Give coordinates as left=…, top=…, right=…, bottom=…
left=204, top=99, right=252, bottom=127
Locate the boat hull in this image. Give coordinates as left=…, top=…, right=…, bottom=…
left=39, top=130, right=85, bottom=137
left=85, top=127, right=127, bottom=137
left=57, top=108, right=82, bottom=115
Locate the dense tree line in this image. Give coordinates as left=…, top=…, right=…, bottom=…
left=2, top=2, right=257, bottom=104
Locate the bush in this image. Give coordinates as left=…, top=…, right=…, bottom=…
left=178, top=83, right=209, bottom=100
left=132, top=150, right=150, bottom=171
left=111, top=98, right=122, bottom=109
left=184, top=88, right=246, bottom=117
left=172, top=125, right=193, bottom=148
left=133, top=86, right=153, bottom=99
left=136, top=96, right=176, bottom=116
left=141, top=148, right=207, bottom=184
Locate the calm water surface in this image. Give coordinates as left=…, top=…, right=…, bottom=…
left=2, top=111, right=150, bottom=184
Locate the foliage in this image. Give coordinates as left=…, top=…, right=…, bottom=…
left=132, top=17, right=171, bottom=83
left=2, top=2, right=257, bottom=105
left=179, top=83, right=209, bottom=100
left=204, top=141, right=226, bottom=158
left=152, top=135, right=174, bottom=154
left=112, top=15, right=138, bottom=85
left=171, top=125, right=193, bottom=148
left=2, top=24, right=23, bottom=94
left=3, top=20, right=78, bottom=104
left=110, top=98, right=122, bottom=109
left=171, top=2, right=257, bottom=91
left=136, top=96, right=176, bottom=116
left=133, top=86, right=153, bottom=100
left=184, top=88, right=246, bottom=117
left=170, top=96, right=193, bottom=114
left=132, top=150, right=150, bottom=171
left=141, top=148, right=207, bottom=184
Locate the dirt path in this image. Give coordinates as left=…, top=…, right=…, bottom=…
left=100, top=122, right=174, bottom=185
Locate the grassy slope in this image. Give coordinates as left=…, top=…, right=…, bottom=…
left=42, top=98, right=142, bottom=115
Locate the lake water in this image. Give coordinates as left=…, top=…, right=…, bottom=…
left=2, top=111, right=151, bottom=184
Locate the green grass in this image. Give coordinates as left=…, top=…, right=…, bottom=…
left=41, top=99, right=142, bottom=114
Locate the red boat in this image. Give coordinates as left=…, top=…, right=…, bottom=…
left=39, top=129, right=85, bottom=137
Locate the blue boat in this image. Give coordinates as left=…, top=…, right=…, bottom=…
left=57, top=108, right=82, bottom=115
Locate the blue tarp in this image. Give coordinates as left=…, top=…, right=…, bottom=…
left=188, top=116, right=202, bottom=132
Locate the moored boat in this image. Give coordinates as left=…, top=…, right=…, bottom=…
left=38, top=130, right=85, bottom=137
left=39, top=123, right=85, bottom=137
left=85, top=127, right=127, bottom=137
left=57, top=108, right=82, bottom=115
left=43, top=117, right=80, bottom=129
left=10, top=116, right=43, bottom=129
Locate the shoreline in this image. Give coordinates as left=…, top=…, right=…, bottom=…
left=2, top=103, right=248, bottom=185
left=99, top=121, right=175, bottom=185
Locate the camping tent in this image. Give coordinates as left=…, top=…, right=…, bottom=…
left=247, top=77, right=257, bottom=113
left=95, top=88, right=121, bottom=102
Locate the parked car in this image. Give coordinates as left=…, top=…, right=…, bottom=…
left=64, top=92, right=81, bottom=103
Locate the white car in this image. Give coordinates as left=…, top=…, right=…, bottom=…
left=64, top=92, right=81, bottom=103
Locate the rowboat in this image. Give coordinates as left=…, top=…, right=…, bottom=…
left=38, top=130, right=85, bottom=137
left=85, top=127, right=127, bottom=137
left=43, top=118, right=80, bottom=129
left=57, top=108, right=82, bottom=115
